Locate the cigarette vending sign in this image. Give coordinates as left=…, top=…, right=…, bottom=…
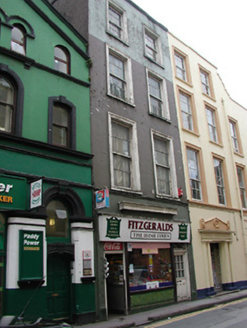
left=95, top=189, right=109, bottom=209
left=30, top=179, right=42, bottom=209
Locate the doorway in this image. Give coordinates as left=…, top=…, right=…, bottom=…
left=210, top=243, right=222, bottom=291
left=105, top=253, right=127, bottom=314
left=174, top=250, right=191, bottom=301
left=47, top=254, right=71, bottom=321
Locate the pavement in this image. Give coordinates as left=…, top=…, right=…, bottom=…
left=80, top=289, right=247, bottom=328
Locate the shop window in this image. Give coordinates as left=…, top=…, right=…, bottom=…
left=11, top=24, right=26, bottom=55
left=46, top=200, right=69, bottom=239
left=128, top=246, right=172, bottom=292
left=54, top=46, right=70, bottom=74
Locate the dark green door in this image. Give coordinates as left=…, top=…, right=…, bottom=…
left=47, top=255, right=71, bottom=320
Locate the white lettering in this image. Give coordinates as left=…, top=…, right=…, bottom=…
left=0, top=183, right=13, bottom=193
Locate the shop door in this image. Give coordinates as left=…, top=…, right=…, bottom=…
left=106, top=253, right=127, bottom=314
left=210, top=243, right=222, bottom=291
left=47, top=254, right=71, bottom=320
left=174, top=252, right=190, bottom=302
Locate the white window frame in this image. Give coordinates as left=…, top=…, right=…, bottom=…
left=179, top=91, right=193, bottom=131
left=107, top=1, right=128, bottom=44
left=109, top=112, right=141, bottom=193
left=200, top=69, right=211, bottom=96
left=237, top=166, right=247, bottom=208
left=186, top=148, right=202, bottom=200
left=213, top=158, right=226, bottom=205
left=206, top=106, right=218, bottom=143
left=146, top=69, right=169, bottom=120
left=229, top=120, right=239, bottom=153
left=106, top=45, right=134, bottom=105
left=143, top=26, right=163, bottom=66
left=174, top=52, right=187, bottom=81
left=151, top=129, right=178, bottom=198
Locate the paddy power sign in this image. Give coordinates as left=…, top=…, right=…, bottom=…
left=99, top=216, right=190, bottom=243
left=0, top=175, right=27, bottom=210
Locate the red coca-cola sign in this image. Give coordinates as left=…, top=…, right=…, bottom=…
left=104, top=242, right=123, bottom=251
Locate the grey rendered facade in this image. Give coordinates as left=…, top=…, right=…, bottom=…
left=52, top=0, right=196, bottom=321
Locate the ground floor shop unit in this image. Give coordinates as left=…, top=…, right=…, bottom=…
left=96, top=213, right=195, bottom=318
left=0, top=136, right=96, bottom=325
left=190, top=206, right=247, bottom=298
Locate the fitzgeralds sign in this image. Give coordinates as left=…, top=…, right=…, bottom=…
left=30, top=179, right=42, bottom=209
left=99, top=216, right=190, bottom=243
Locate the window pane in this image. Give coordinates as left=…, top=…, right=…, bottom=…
left=46, top=200, right=69, bottom=238
left=206, top=108, right=218, bottom=142
left=200, top=71, right=210, bottom=96
left=229, top=121, right=239, bottom=152
left=237, top=167, right=247, bottom=208
left=112, top=122, right=131, bottom=188
left=175, top=54, right=186, bottom=81
left=214, top=159, right=225, bottom=204
left=53, top=105, right=68, bottom=126
left=154, top=138, right=170, bottom=194
left=155, top=139, right=169, bottom=167
left=129, top=248, right=172, bottom=292
left=145, top=33, right=156, bottom=61
left=0, top=77, right=14, bottom=133
left=52, top=105, right=69, bottom=146
left=11, top=27, right=25, bottom=55
left=112, top=123, right=129, bottom=155
left=113, top=154, right=130, bottom=187
left=54, top=47, right=69, bottom=74
left=179, top=93, right=193, bottom=131
left=109, top=7, right=122, bottom=38
left=109, top=54, right=124, bottom=79
left=157, top=166, right=170, bottom=194
left=187, top=148, right=201, bottom=199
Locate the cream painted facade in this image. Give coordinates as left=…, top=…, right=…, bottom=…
left=168, top=32, right=247, bottom=298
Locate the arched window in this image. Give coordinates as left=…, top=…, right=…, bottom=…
left=11, top=25, right=26, bottom=55
left=0, top=65, right=24, bottom=136
left=0, top=76, right=14, bottom=133
left=46, top=199, right=69, bottom=239
left=54, top=46, right=70, bottom=74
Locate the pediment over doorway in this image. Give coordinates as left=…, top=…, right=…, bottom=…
left=200, top=218, right=230, bottom=231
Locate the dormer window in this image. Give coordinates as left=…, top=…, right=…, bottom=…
left=11, top=25, right=26, bottom=55
left=54, top=46, right=70, bottom=74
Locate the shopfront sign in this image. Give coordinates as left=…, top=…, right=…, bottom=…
left=19, top=230, right=43, bottom=280
left=99, top=216, right=190, bottom=243
left=0, top=175, right=26, bottom=210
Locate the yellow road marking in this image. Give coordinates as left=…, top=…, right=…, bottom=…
left=144, top=297, right=247, bottom=327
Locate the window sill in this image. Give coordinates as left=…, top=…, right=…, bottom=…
left=209, top=140, right=223, bottom=148
left=144, top=54, right=164, bottom=69
left=181, top=127, right=200, bottom=137
left=201, top=92, right=216, bottom=102
left=149, top=112, right=171, bottom=123
left=107, top=93, right=135, bottom=107
left=111, top=186, right=142, bottom=195
left=233, top=150, right=244, bottom=158
left=106, top=30, right=129, bottom=47
left=175, top=76, right=193, bottom=88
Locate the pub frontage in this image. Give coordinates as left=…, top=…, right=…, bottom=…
left=98, top=211, right=193, bottom=315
